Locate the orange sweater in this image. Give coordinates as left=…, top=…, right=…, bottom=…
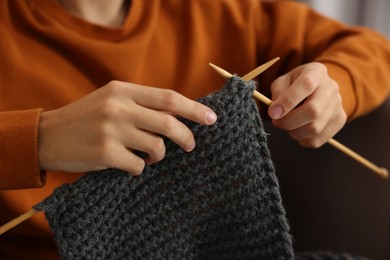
left=1, top=0, right=389, bottom=258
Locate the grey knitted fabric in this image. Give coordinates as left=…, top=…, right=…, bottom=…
left=35, top=77, right=293, bottom=259
left=34, top=77, right=367, bottom=259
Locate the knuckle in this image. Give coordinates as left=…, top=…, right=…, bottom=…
left=314, top=62, right=327, bottom=72
left=105, top=80, right=124, bottom=95
left=284, top=95, right=297, bottom=109
left=270, top=76, right=288, bottom=98
left=300, top=74, right=317, bottom=93
left=109, top=80, right=125, bottom=89
left=98, top=86, right=128, bottom=120
left=190, top=102, right=202, bottom=118
left=93, top=119, right=112, bottom=137
left=270, top=78, right=281, bottom=92
left=161, top=89, right=180, bottom=110
left=307, top=122, right=323, bottom=136
left=160, top=115, right=177, bottom=134
left=306, top=102, right=322, bottom=119
left=148, top=138, right=166, bottom=162
left=99, top=101, right=122, bottom=120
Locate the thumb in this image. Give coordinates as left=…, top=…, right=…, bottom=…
left=268, top=74, right=291, bottom=120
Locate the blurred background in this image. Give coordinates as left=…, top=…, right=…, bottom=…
left=297, top=0, right=390, bottom=38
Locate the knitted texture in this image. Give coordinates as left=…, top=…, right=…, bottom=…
left=34, top=76, right=294, bottom=259
left=34, top=77, right=367, bottom=259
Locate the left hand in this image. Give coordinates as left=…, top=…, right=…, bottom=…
left=267, top=62, right=347, bottom=148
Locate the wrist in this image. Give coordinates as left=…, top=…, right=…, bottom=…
left=38, top=111, right=54, bottom=171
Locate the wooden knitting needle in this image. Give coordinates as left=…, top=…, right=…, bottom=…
left=209, top=61, right=389, bottom=179
left=1, top=60, right=388, bottom=237
left=0, top=59, right=282, bottom=236
left=0, top=208, right=37, bottom=235
left=0, top=59, right=285, bottom=236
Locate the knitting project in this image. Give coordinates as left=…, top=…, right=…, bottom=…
left=34, top=77, right=367, bottom=259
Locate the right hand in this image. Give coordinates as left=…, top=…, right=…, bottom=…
left=38, top=81, right=217, bottom=176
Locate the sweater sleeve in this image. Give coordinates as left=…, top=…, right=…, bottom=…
left=0, top=109, right=46, bottom=189
left=256, top=1, right=390, bottom=120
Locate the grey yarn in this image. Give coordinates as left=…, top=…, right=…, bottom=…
left=35, top=77, right=293, bottom=259
left=34, top=77, right=366, bottom=260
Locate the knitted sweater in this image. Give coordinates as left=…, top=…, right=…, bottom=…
left=34, top=77, right=366, bottom=259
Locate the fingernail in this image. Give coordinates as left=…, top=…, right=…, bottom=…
left=185, top=141, right=196, bottom=152
left=269, top=105, right=283, bottom=119
left=206, top=111, right=217, bottom=124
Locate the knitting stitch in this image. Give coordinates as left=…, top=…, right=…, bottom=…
left=34, top=76, right=294, bottom=259
left=34, top=77, right=368, bottom=259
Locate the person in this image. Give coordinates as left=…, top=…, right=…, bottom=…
left=0, top=0, right=389, bottom=258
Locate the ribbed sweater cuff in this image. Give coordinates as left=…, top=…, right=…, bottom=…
left=0, top=109, right=46, bottom=189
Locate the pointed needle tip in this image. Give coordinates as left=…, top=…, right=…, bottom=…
left=208, top=63, right=233, bottom=79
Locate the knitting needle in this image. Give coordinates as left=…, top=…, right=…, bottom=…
left=208, top=61, right=389, bottom=179
left=0, top=59, right=284, bottom=235
left=0, top=61, right=280, bottom=236
left=1, top=60, right=388, bottom=237
left=0, top=58, right=280, bottom=236
left=0, top=208, right=37, bottom=235
left=241, top=57, right=280, bottom=82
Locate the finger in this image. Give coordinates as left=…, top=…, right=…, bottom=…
left=131, top=106, right=196, bottom=152
left=122, top=129, right=166, bottom=165
left=107, top=146, right=146, bottom=176
left=294, top=128, right=330, bottom=148
left=270, top=74, right=291, bottom=100
left=293, top=109, right=347, bottom=148
left=296, top=123, right=337, bottom=149
left=287, top=106, right=332, bottom=141
left=129, top=86, right=217, bottom=125
left=267, top=75, right=290, bottom=120
left=272, top=83, right=332, bottom=131
left=269, top=69, right=322, bottom=120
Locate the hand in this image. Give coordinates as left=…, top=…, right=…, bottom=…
left=267, top=62, right=347, bottom=148
left=38, top=81, right=217, bottom=175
